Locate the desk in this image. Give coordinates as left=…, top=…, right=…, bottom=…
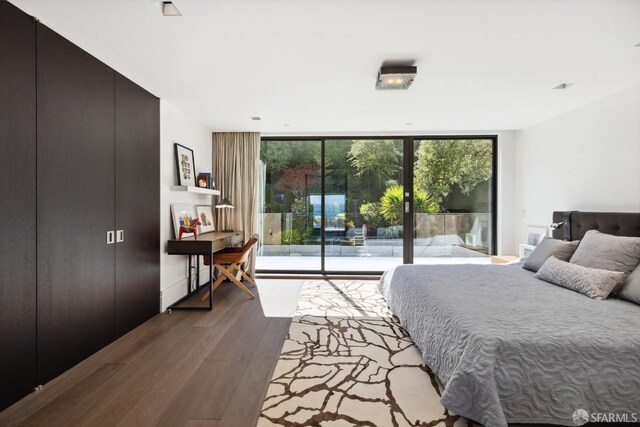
left=167, top=231, right=243, bottom=311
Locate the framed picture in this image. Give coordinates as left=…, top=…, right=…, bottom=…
left=174, top=143, right=196, bottom=187
left=171, top=203, right=197, bottom=239
left=519, top=243, right=536, bottom=258
left=196, top=174, right=210, bottom=189
left=525, top=225, right=548, bottom=246
left=200, top=172, right=214, bottom=189
left=196, top=205, right=216, bottom=234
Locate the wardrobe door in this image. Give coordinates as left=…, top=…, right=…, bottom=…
left=0, top=2, right=36, bottom=409
left=114, top=74, right=160, bottom=336
left=37, top=24, right=116, bottom=384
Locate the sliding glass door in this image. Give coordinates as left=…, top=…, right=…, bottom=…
left=257, top=136, right=496, bottom=273
left=324, top=139, right=404, bottom=271
left=412, top=138, right=495, bottom=264
left=257, top=139, right=321, bottom=271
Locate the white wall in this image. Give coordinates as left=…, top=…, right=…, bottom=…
left=160, top=100, right=213, bottom=310
left=496, top=131, right=517, bottom=255
left=514, top=85, right=640, bottom=250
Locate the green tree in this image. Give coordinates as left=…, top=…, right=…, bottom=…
left=379, top=185, right=438, bottom=223
left=414, top=140, right=493, bottom=203
left=261, top=141, right=292, bottom=174
left=323, top=140, right=351, bottom=176
left=261, top=140, right=319, bottom=175
left=347, top=140, right=401, bottom=191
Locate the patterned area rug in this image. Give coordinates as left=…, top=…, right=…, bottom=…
left=258, top=280, right=470, bottom=427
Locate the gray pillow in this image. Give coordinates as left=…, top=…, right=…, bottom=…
left=570, top=230, right=640, bottom=275
left=522, top=237, right=579, bottom=272
left=617, top=264, right=640, bottom=305
left=535, top=256, right=625, bottom=300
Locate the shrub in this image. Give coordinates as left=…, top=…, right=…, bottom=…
left=291, top=198, right=314, bottom=239
left=360, top=202, right=387, bottom=229
left=379, top=185, right=438, bottom=223
left=273, top=229, right=302, bottom=245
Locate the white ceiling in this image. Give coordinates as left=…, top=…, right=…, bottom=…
left=12, top=0, right=640, bottom=133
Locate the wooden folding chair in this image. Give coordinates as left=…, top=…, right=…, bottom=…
left=201, top=233, right=259, bottom=300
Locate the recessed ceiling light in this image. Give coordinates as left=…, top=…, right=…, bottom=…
left=251, top=116, right=261, bottom=121
left=405, top=122, right=412, bottom=126
left=553, top=83, right=573, bottom=90
left=162, top=1, right=181, bottom=16
left=283, top=124, right=291, bottom=127
left=635, top=43, right=640, bottom=47
left=376, top=65, right=417, bottom=90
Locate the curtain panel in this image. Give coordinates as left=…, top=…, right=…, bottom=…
left=212, top=132, right=261, bottom=275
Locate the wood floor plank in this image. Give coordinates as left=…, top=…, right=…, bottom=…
left=0, top=315, right=164, bottom=426
left=156, top=293, right=269, bottom=425
left=218, top=317, right=292, bottom=427
left=155, top=359, right=230, bottom=427
left=196, top=358, right=256, bottom=420
left=204, top=298, right=270, bottom=361
left=0, top=281, right=291, bottom=427
left=106, top=282, right=237, bottom=366
left=218, top=356, right=279, bottom=427
left=115, top=289, right=256, bottom=426
left=106, top=311, right=196, bottom=365
left=185, top=419, right=220, bottom=427
left=196, top=313, right=279, bottom=421
left=19, top=324, right=209, bottom=427
left=251, top=317, right=291, bottom=362
left=193, top=282, right=252, bottom=328
left=78, top=322, right=212, bottom=427
left=15, top=364, right=125, bottom=427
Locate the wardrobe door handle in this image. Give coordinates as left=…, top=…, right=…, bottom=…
left=107, top=231, right=115, bottom=245
left=116, top=230, right=124, bottom=243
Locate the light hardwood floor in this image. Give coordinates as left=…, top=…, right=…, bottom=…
left=0, top=283, right=291, bottom=427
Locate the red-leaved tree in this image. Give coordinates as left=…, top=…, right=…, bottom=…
left=275, top=164, right=317, bottom=198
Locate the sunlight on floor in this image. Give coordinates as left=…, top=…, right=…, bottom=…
left=255, top=279, right=305, bottom=317
left=256, top=279, right=387, bottom=318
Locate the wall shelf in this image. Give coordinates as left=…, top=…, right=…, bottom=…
left=171, top=186, right=220, bottom=196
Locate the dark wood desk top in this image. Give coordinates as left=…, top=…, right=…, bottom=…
left=167, top=231, right=244, bottom=255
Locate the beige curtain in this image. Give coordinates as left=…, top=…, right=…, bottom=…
left=212, top=132, right=261, bottom=276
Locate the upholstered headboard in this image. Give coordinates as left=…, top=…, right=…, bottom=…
left=552, top=211, right=640, bottom=241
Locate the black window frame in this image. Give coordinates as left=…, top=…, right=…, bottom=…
left=257, top=135, right=498, bottom=275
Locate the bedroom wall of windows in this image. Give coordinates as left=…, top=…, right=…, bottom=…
left=256, top=136, right=497, bottom=273
left=413, top=138, right=496, bottom=265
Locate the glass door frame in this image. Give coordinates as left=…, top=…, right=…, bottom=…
left=258, top=135, right=498, bottom=275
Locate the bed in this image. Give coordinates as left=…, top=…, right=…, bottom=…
left=378, top=211, right=640, bottom=427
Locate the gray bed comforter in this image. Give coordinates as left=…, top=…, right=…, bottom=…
left=379, top=263, right=640, bottom=427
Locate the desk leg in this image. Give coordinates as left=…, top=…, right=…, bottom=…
left=187, top=255, right=192, bottom=294
left=208, top=262, right=213, bottom=311
left=196, top=255, right=200, bottom=293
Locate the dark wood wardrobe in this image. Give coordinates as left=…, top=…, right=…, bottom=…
left=114, top=73, right=161, bottom=338
left=0, top=1, right=160, bottom=408
left=0, top=0, right=37, bottom=410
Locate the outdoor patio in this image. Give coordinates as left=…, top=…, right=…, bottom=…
left=256, top=239, right=490, bottom=271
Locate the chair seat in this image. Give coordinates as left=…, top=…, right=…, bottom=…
left=217, top=247, right=244, bottom=253
left=212, top=251, right=249, bottom=265
left=201, top=233, right=260, bottom=301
